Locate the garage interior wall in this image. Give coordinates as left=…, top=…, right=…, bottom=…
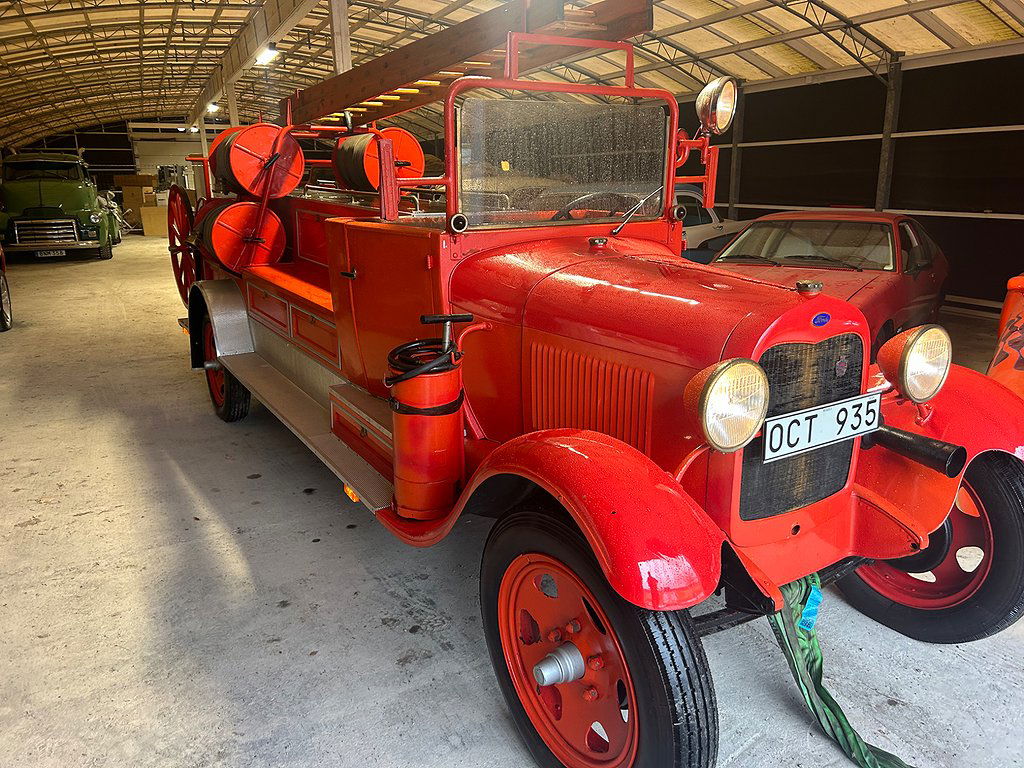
left=703, top=53, right=1024, bottom=306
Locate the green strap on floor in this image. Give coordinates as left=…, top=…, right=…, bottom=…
left=766, top=573, right=916, bottom=768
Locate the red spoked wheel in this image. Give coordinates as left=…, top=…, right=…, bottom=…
left=168, top=185, right=197, bottom=306
left=482, top=509, right=718, bottom=768
left=840, top=452, right=1024, bottom=643
left=499, top=553, right=640, bottom=767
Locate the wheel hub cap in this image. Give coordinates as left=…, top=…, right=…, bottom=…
left=533, top=642, right=586, bottom=687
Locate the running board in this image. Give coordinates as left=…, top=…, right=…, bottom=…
left=219, top=352, right=394, bottom=513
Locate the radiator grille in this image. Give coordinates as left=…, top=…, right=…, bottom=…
left=530, top=343, right=653, bottom=453
left=739, top=333, right=863, bottom=521
left=14, top=219, right=78, bottom=244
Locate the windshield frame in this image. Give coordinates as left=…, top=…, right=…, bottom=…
left=3, top=160, right=86, bottom=183
left=715, top=218, right=898, bottom=272
left=442, top=77, right=679, bottom=228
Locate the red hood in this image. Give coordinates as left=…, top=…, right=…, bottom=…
left=714, top=264, right=881, bottom=302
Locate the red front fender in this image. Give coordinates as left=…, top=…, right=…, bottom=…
left=855, top=364, right=1024, bottom=556
left=377, top=429, right=724, bottom=611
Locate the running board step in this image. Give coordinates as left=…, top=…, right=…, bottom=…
left=219, top=352, right=394, bottom=513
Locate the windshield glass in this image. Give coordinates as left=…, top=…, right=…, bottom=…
left=716, top=219, right=896, bottom=271
left=458, top=96, right=668, bottom=229
left=3, top=161, right=84, bottom=182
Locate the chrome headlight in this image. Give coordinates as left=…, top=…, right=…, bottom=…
left=878, top=325, right=952, bottom=403
left=687, top=359, right=770, bottom=452
left=89, top=212, right=102, bottom=224
left=695, top=76, right=738, bottom=135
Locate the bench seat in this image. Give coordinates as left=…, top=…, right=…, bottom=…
left=245, top=259, right=333, bottom=314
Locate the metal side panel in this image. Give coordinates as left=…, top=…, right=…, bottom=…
left=220, top=352, right=394, bottom=513
left=331, top=380, right=393, bottom=440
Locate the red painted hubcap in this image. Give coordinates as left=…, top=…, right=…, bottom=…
left=203, top=321, right=225, bottom=408
left=858, top=483, right=994, bottom=610
left=498, top=554, right=639, bottom=768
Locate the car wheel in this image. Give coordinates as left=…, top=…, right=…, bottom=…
left=96, top=243, right=114, bottom=260
left=0, top=273, right=12, bottom=331
left=839, top=452, right=1024, bottom=643
left=202, top=316, right=250, bottom=422
left=481, top=507, right=718, bottom=768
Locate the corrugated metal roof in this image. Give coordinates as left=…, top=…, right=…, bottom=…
left=1, top=0, right=1022, bottom=146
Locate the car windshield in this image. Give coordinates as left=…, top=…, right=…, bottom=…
left=716, top=219, right=896, bottom=271
left=458, top=95, right=668, bottom=229
left=3, top=161, right=84, bottom=182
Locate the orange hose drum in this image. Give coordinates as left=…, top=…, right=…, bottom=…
left=388, top=362, right=465, bottom=521
left=990, top=276, right=1024, bottom=390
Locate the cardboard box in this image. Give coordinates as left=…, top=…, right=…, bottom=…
left=114, top=173, right=157, bottom=187
left=141, top=205, right=168, bottom=238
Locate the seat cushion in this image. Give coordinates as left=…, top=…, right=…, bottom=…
left=245, top=260, right=333, bottom=313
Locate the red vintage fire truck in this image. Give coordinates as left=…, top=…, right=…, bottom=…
left=168, top=2, right=1024, bottom=765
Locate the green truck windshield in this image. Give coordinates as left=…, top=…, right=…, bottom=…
left=3, top=162, right=84, bottom=182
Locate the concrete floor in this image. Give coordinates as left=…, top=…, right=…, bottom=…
left=0, top=237, right=1020, bottom=768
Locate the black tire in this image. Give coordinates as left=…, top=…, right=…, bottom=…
left=839, top=452, right=1024, bottom=643
left=201, top=316, right=250, bottom=422
left=96, top=243, right=114, bottom=260
left=481, top=508, right=718, bottom=768
left=0, top=273, right=11, bottom=332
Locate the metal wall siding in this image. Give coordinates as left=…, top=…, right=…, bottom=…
left=740, top=333, right=864, bottom=521
left=530, top=342, right=653, bottom=453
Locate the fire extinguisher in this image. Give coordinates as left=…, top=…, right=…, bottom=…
left=385, top=313, right=473, bottom=521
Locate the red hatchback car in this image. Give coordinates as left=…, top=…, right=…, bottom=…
left=711, top=211, right=948, bottom=355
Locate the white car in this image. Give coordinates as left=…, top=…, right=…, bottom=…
left=676, top=184, right=746, bottom=263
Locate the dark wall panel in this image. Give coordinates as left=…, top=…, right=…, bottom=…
left=740, top=140, right=881, bottom=207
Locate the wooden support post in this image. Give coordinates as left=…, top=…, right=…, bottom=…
left=875, top=56, right=903, bottom=212
left=330, top=0, right=353, bottom=74
left=198, top=118, right=209, bottom=157
left=728, top=85, right=744, bottom=220
left=226, top=82, right=240, bottom=126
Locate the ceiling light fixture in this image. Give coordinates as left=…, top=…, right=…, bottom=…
left=256, top=42, right=280, bottom=66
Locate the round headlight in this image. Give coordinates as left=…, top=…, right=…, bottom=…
left=688, top=359, right=770, bottom=452
left=89, top=213, right=101, bottom=223
left=695, top=76, right=738, bottom=135
left=878, top=325, right=951, bottom=403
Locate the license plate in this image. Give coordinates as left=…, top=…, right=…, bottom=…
left=763, top=392, right=881, bottom=463
left=37, top=250, right=66, bottom=258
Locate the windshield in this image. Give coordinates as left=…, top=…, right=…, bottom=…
left=3, top=161, right=84, bottom=182
left=458, top=96, right=668, bottom=229
left=716, top=219, right=896, bottom=271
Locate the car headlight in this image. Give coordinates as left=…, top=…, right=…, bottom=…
left=877, top=325, right=951, bottom=403
left=687, top=358, right=770, bottom=452
left=89, top=213, right=102, bottom=224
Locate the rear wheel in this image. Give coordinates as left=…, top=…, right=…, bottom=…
left=481, top=509, right=718, bottom=768
left=0, top=273, right=12, bottom=331
left=840, top=452, right=1024, bottom=643
left=202, top=316, right=250, bottom=422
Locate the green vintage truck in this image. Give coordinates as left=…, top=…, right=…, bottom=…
left=0, top=152, right=122, bottom=260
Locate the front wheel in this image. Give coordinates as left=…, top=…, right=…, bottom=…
left=202, top=316, right=250, bottom=422
left=839, top=451, right=1024, bottom=643
left=481, top=509, right=718, bottom=768
left=0, top=273, right=12, bottom=331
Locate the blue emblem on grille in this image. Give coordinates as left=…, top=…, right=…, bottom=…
left=812, top=312, right=831, bottom=327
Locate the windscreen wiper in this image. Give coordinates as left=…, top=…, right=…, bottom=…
left=716, top=253, right=781, bottom=266
left=611, top=186, right=663, bottom=237
left=781, top=253, right=862, bottom=271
